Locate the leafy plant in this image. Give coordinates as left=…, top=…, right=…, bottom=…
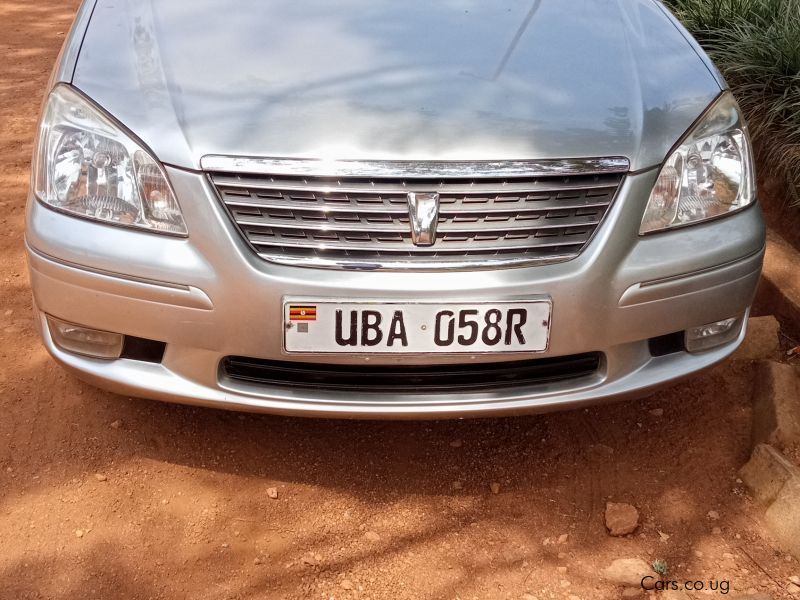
left=653, top=558, right=669, bottom=577
left=665, top=0, right=800, bottom=205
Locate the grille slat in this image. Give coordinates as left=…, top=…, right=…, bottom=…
left=211, top=166, right=624, bottom=269
left=223, top=194, right=615, bottom=215
left=232, top=214, right=601, bottom=234
left=246, top=232, right=591, bottom=252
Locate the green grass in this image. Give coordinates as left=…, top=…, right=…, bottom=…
left=665, top=0, right=800, bottom=205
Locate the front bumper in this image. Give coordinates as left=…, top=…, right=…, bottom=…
left=25, top=167, right=766, bottom=418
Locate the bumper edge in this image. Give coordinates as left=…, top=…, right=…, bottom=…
left=34, top=308, right=749, bottom=420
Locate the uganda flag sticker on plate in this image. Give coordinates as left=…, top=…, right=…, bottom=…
left=289, top=305, right=317, bottom=322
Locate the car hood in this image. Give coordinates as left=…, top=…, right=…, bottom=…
left=73, top=0, right=722, bottom=171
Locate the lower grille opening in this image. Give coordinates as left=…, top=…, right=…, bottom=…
left=221, top=353, right=602, bottom=394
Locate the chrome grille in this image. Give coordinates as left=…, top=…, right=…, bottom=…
left=209, top=161, right=626, bottom=270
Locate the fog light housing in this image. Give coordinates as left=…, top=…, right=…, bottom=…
left=47, top=316, right=124, bottom=359
left=685, top=317, right=742, bottom=353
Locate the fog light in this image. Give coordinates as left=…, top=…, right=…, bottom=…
left=685, top=317, right=742, bottom=353
left=47, top=316, right=124, bottom=359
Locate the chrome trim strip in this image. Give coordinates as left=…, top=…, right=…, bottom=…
left=27, top=243, right=215, bottom=311
left=248, top=234, right=589, bottom=253
left=233, top=215, right=601, bottom=234
left=618, top=248, right=764, bottom=308
left=201, top=156, right=631, bottom=178
left=222, top=196, right=613, bottom=215
left=28, top=242, right=189, bottom=291
left=253, top=253, right=580, bottom=272
left=639, top=245, right=765, bottom=288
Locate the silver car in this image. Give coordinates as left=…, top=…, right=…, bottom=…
left=26, top=0, right=765, bottom=418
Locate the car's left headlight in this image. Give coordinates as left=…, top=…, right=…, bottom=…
left=32, top=84, right=187, bottom=235
left=640, top=92, right=756, bottom=234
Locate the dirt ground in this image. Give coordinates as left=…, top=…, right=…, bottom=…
left=0, top=2, right=798, bottom=599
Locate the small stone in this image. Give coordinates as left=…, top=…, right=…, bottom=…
left=740, top=444, right=800, bottom=505
left=601, top=558, right=654, bottom=587
left=341, top=580, right=354, bottom=590
left=590, top=443, right=615, bottom=456
left=364, top=531, right=381, bottom=543
left=267, top=487, right=278, bottom=499
left=449, top=439, right=463, bottom=448
left=557, top=533, right=569, bottom=544
left=788, top=583, right=800, bottom=596
left=790, top=575, right=800, bottom=585
left=253, top=557, right=262, bottom=565
left=560, top=580, right=571, bottom=588
left=707, top=510, right=721, bottom=520
left=75, top=529, right=84, bottom=538
left=605, top=502, right=639, bottom=536
left=109, top=420, right=122, bottom=429
left=161, top=499, right=169, bottom=505
left=301, top=553, right=320, bottom=566
left=712, top=526, right=722, bottom=535
left=557, top=566, right=567, bottom=573
left=558, top=552, right=567, bottom=559
left=94, top=473, right=107, bottom=482
left=649, top=408, right=664, bottom=417
left=722, top=552, right=734, bottom=560
left=693, top=550, right=704, bottom=558
left=4, top=310, right=12, bottom=317
left=490, top=482, right=501, bottom=495
left=452, top=481, right=463, bottom=490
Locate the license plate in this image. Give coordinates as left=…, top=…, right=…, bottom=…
left=283, top=300, right=551, bottom=354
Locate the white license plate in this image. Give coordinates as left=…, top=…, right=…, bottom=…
left=283, top=300, right=551, bottom=354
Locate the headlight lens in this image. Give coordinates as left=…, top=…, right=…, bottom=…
left=640, top=92, right=755, bottom=234
left=33, top=85, right=187, bottom=235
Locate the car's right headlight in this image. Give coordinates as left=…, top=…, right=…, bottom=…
left=32, top=84, right=187, bottom=235
left=640, top=92, right=756, bottom=234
